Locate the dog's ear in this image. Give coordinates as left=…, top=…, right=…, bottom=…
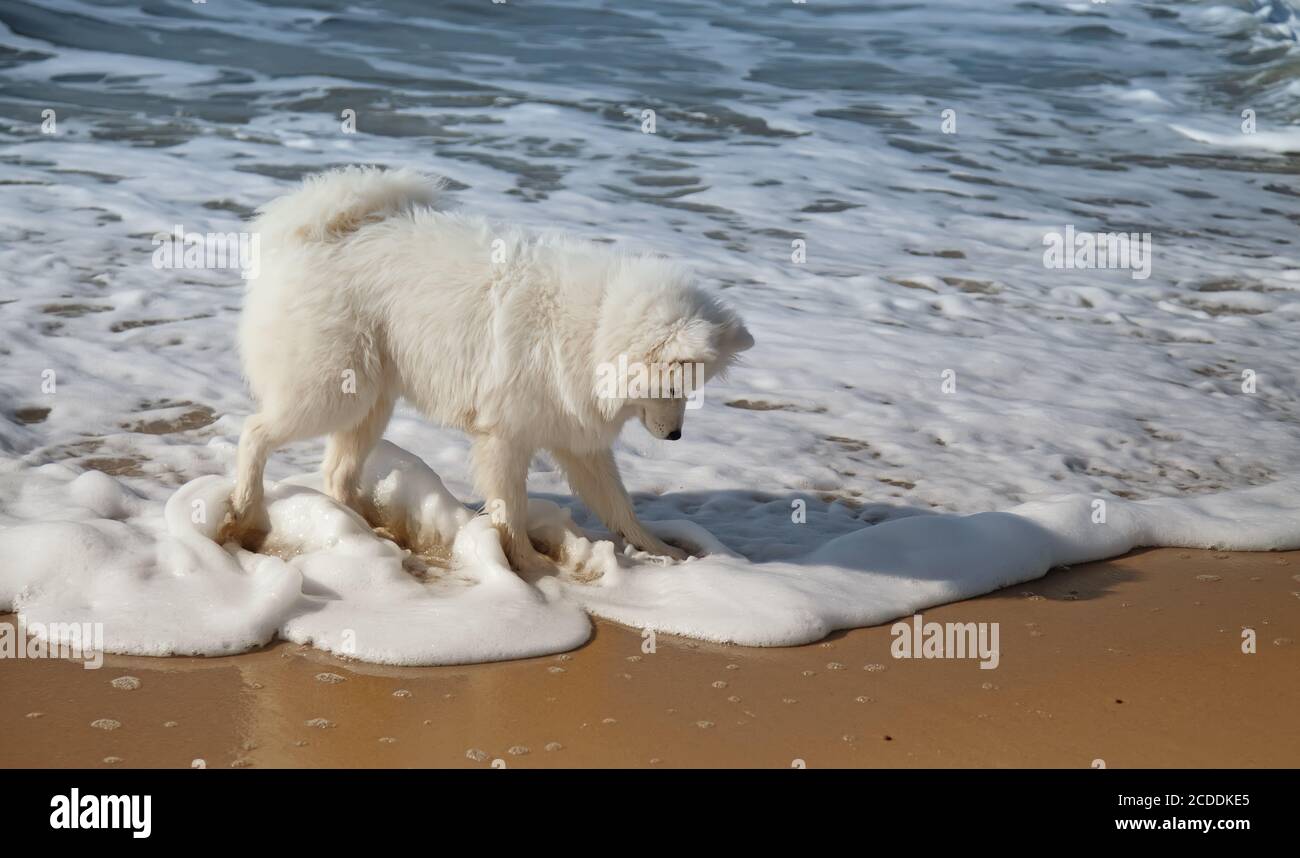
left=658, top=320, right=720, bottom=367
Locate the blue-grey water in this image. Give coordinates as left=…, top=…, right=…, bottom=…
left=1, top=0, right=1299, bottom=513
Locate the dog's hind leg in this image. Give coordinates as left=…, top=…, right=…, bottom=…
left=323, top=391, right=395, bottom=515
left=471, top=433, right=553, bottom=576
left=550, top=448, right=688, bottom=561
left=228, top=383, right=375, bottom=549
left=226, top=413, right=290, bottom=550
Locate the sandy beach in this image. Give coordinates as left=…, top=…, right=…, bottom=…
left=3, top=545, right=1295, bottom=769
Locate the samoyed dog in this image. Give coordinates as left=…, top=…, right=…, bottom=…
left=227, top=166, right=753, bottom=575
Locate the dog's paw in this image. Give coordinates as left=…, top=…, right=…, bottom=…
left=218, top=507, right=271, bottom=552
left=630, top=537, right=690, bottom=562
left=659, top=543, right=690, bottom=562
left=505, top=544, right=556, bottom=578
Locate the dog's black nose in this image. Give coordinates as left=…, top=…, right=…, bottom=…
left=666, top=429, right=682, bottom=441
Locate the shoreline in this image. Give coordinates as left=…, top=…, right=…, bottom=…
left=2, top=546, right=1297, bottom=768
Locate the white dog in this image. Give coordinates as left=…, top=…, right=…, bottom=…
left=227, top=166, right=753, bottom=575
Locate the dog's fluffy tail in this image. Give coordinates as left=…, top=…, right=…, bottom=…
left=254, top=165, right=445, bottom=244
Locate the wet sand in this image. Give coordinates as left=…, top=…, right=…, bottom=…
left=2, top=546, right=1297, bottom=768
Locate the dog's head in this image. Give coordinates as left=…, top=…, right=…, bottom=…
left=593, top=260, right=754, bottom=440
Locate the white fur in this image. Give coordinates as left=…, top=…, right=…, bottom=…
left=228, top=166, right=753, bottom=573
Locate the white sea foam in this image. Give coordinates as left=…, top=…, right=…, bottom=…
left=1, top=441, right=1296, bottom=665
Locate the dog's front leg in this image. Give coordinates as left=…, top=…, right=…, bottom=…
left=471, top=434, right=552, bottom=576
left=551, top=448, right=688, bottom=561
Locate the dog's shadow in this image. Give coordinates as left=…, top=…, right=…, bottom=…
left=538, top=488, right=938, bottom=564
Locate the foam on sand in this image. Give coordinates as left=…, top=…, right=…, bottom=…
left=2, top=441, right=1298, bottom=665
